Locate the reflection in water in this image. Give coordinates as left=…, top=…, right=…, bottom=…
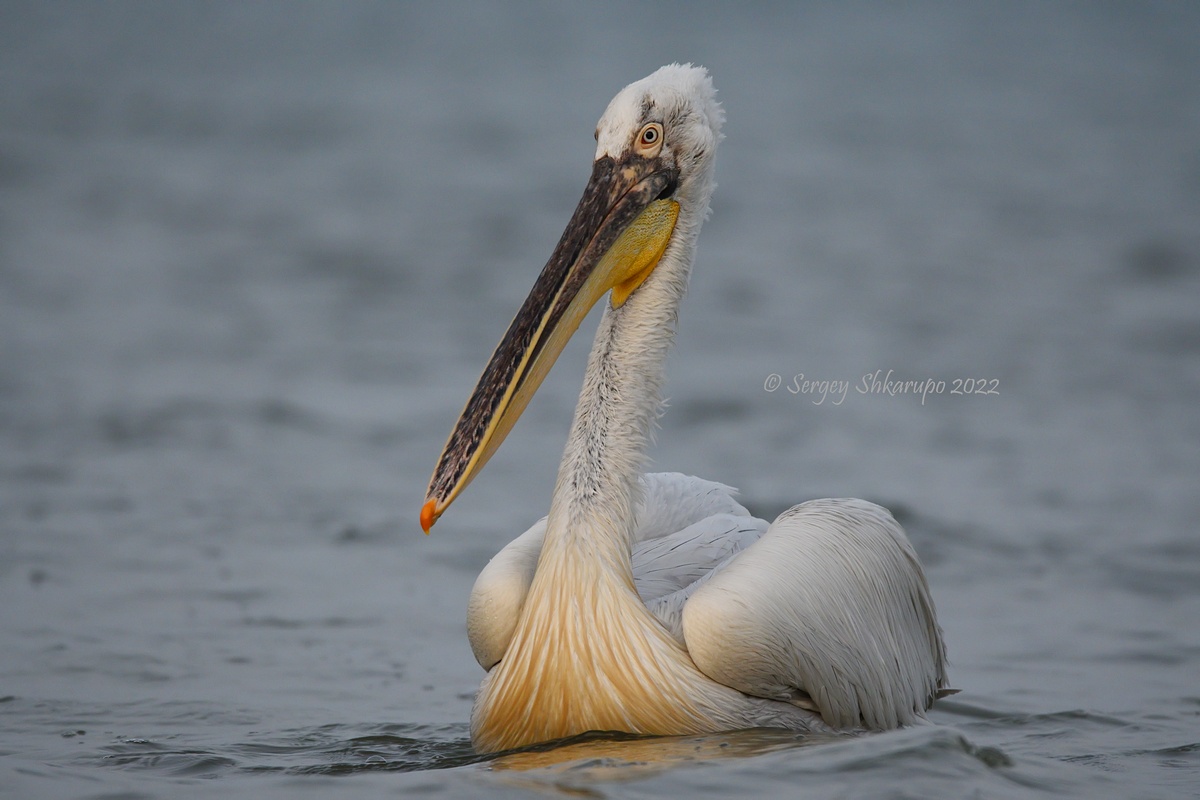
left=486, top=728, right=846, bottom=778
left=479, top=724, right=1025, bottom=795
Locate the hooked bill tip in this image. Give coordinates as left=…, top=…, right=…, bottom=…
left=420, top=498, right=438, bottom=534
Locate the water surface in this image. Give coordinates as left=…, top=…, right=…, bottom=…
left=2, top=3, right=1198, bottom=798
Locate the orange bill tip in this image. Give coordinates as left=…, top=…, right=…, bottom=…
left=420, top=498, right=439, bottom=534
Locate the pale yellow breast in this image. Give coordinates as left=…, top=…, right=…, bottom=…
left=469, top=564, right=718, bottom=753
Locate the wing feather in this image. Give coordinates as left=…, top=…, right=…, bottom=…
left=680, top=498, right=948, bottom=730
left=637, top=513, right=767, bottom=645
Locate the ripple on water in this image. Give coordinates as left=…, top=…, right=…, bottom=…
left=94, top=722, right=1023, bottom=786
left=97, top=722, right=479, bottom=777
left=31, top=699, right=1169, bottom=798
left=241, top=723, right=480, bottom=775
left=101, top=739, right=240, bottom=778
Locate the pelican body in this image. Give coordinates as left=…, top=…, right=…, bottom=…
left=421, top=64, right=951, bottom=754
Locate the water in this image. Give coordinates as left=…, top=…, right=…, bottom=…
left=2, top=2, right=1198, bottom=797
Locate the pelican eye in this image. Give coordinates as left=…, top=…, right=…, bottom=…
left=635, top=122, right=664, bottom=156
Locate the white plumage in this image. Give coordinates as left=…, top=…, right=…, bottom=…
left=423, top=64, right=951, bottom=753
left=468, top=472, right=947, bottom=733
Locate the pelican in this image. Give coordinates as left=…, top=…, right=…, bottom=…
left=421, top=64, right=951, bottom=754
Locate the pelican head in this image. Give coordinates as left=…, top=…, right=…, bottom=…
left=422, top=64, right=724, bottom=531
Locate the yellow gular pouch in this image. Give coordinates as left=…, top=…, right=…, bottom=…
left=606, top=199, right=680, bottom=308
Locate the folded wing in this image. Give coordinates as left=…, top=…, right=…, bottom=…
left=680, top=498, right=949, bottom=729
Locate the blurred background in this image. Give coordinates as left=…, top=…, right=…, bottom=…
left=1, top=2, right=1198, bottom=797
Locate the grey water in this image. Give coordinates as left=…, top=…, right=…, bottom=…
left=1, top=2, right=1198, bottom=798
